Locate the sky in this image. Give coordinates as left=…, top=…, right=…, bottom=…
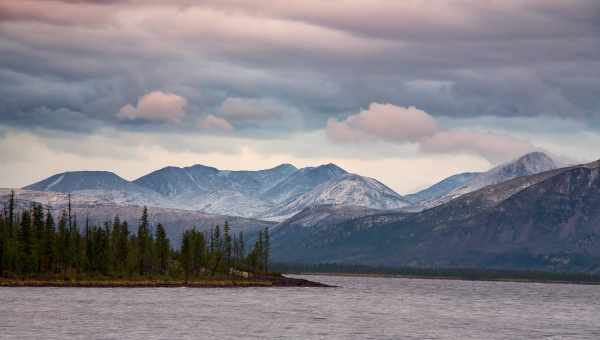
left=1, top=0, right=599, bottom=194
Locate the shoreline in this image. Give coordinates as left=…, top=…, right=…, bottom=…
left=0, top=275, right=332, bottom=288
left=293, top=272, right=600, bottom=286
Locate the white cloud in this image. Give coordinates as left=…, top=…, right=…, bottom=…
left=117, top=91, right=187, bottom=123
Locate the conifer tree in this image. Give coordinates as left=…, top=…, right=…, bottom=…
left=137, top=206, right=151, bottom=275
left=214, top=225, right=221, bottom=251
left=31, top=203, right=44, bottom=273
left=181, top=229, right=192, bottom=282
left=223, top=221, right=232, bottom=266
left=17, top=209, right=33, bottom=274
left=239, top=231, right=245, bottom=260
left=42, top=208, right=55, bottom=273
left=8, top=190, right=14, bottom=238
left=155, top=223, right=169, bottom=275
left=57, top=210, right=68, bottom=274
left=70, top=215, right=82, bottom=273
left=118, top=221, right=129, bottom=273
left=84, top=216, right=92, bottom=272
left=263, top=227, right=270, bottom=273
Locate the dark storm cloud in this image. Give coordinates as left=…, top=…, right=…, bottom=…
left=0, top=0, right=599, bottom=135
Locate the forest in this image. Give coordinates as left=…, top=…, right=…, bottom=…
left=0, top=191, right=271, bottom=282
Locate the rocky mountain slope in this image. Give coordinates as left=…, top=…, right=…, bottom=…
left=418, top=152, right=557, bottom=209
left=404, top=172, right=480, bottom=204
left=262, top=174, right=411, bottom=220
left=261, top=163, right=348, bottom=204
left=25, top=171, right=149, bottom=193
left=271, top=160, right=600, bottom=272
left=133, top=163, right=297, bottom=197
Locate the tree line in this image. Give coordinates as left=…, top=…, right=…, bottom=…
left=0, top=191, right=270, bottom=280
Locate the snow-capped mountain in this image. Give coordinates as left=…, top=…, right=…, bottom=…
left=21, top=162, right=411, bottom=219
left=261, top=163, right=348, bottom=203
left=25, top=171, right=148, bottom=193
left=419, top=152, right=557, bottom=209
left=271, top=159, right=600, bottom=272
left=133, top=163, right=297, bottom=197
left=261, top=174, right=411, bottom=220
left=404, top=172, right=480, bottom=204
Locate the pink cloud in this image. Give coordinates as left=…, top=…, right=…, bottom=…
left=0, top=0, right=116, bottom=26
left=117, top=91, right=187, bottom=123
left=326, top=102, right=536, bottom=163
left=419, top=130, right=536, bottom=164
left=199, top=115, right=234, bottom=132
left=327, top=103, right=438, bottom=143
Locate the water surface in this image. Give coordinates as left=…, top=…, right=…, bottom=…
left=1, top=275, right=599, bottom=339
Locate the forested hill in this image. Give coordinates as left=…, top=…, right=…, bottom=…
left=0, top=191, right=272, bottom=281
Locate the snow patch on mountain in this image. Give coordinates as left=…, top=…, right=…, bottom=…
left=261, top=174, right=411, bottom=221
left=419, top=152, right=557, bottom=209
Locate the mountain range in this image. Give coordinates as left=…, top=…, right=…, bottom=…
left=13, top=151, right=599, bottom=272
left=23, top=162, right=413, bottom=220
left=271, top=158, right=600, bottom=272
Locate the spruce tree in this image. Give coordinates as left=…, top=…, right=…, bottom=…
left=155, top=223, right=169, bottom=275
left=84, top=216, right=92, bottom=273
left=223, top=221, right=232, bottom=267
left=43, top=208, right=55, bottom=273
left=137, top=206, right=150, bottom=275
left=31, top=203, right=44, bottom=273
left=263, top=227, right=270, bottom=273
left=8, top=190, right=14, bottom=238
left=57, top=210, right=68, bottom=274
left=181, top=230, right=192, bottom=282
left=17, top=209, right=33, bottom=274
left=118, top=221, right=129, bottom=273
left=239, top=231, right=245, bottom=261
left=70, top=215, right=81, bottom=273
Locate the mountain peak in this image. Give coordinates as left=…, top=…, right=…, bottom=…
left=515, top=151, right=555, bottom=166
left=315, top=163, right=347, bottom=174
left=270, top=163, right=297, bottom=171
left=497, top=151, right=556, bottom=175
left=24, top=170, right=137, bottom=193
left=187, top=164, right=219, bottom=172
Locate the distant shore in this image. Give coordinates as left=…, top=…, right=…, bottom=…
left=294, top=271, right=600, bottom=285
left=0, top=275, right=332, bottom=288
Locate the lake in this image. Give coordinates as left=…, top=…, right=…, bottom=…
left=1, top=275, right=599, bottom=339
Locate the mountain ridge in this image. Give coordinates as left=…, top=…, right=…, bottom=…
left=21, top=162, right=411, bottom=220
left=271, top=159, right=600, bottom=272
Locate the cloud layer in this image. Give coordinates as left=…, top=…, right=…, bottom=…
left=0, top=0, right=598, bottom=188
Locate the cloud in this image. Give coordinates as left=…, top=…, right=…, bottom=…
left=117, top=91, right=187, bottom=123
left=0, top=0, right=116, bottom=27
left=199, top=115, right=234, bottom=132
left=327, top=104, right=438, bottom=143
left=217, top=97, right=287, bottom=122
left=327, top=103, right=536, bottom=163
left=419, top=130, right=536, bottom=164
left=0, top=0, right=597, bottom=178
